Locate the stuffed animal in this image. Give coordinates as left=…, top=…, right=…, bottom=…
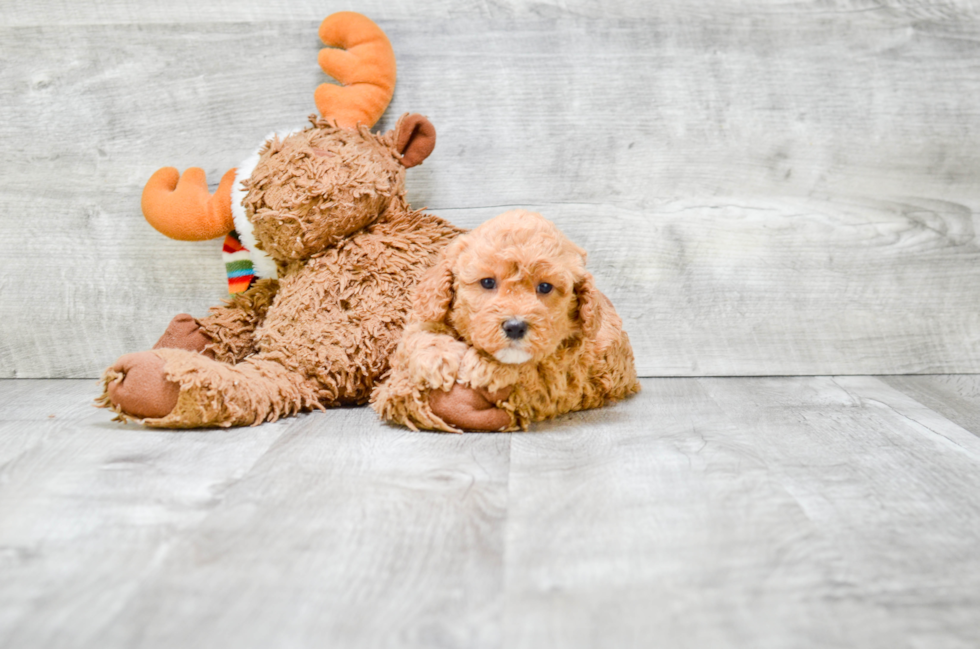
left=371, top=210, right=641, bottom=432
left=97, top=13, right=462, bottom=427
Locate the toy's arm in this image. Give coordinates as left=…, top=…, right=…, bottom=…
left=196, top=279, right=280, bottom=364
left=142, top=167, right=237, bottom=241
left=370, top=322, right=514, bottom=433
left=149, top=279, right=279, bottom=364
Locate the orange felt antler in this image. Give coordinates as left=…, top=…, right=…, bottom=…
left=315, top=12, right=397, bottom=129
left=141, top=167, right=236, bottom=241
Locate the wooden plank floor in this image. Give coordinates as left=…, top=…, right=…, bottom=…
left=1, top=377, right=979, bottom=648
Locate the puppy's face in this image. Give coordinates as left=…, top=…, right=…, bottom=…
left=447, top=211, right=588, bottom=365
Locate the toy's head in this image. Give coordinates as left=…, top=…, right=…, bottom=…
left=241, top=113, right=435, bottom=264
left=140, top=12, right=429, bottom=273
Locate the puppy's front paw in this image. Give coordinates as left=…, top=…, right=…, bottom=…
left=429, top=383, right=514, bottom=432
left=458, top=347, right=520, bottom=391
left=411, top=337, right=469, bottom=393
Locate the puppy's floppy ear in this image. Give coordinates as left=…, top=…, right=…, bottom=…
left=413, top=238, right=463, bottom=323
left=574, top=273, right=604, bottom=340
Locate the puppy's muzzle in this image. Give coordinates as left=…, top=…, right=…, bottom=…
left=502, top=318, right=529, bottom=340
left=495, top=317, right=533, bottom=364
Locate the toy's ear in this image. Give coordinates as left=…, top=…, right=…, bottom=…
left=574, top=273, right=604, bottom=341
left=414, top=238, right=463, bottom=323
left=394, top=113, right=436, bottom=168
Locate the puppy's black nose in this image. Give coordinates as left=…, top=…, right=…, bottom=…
left=502, top=318, right=529, bottom=340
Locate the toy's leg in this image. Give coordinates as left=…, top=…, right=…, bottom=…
left=98, top=348, right=320, bottom=428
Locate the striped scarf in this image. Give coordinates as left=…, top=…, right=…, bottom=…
left=222, top=229, right=257, bottom=294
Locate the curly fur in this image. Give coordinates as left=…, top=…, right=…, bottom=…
left=199, top=278, right=280, bottom=364
left=371, top=210, right=640, bottom=433
left=100, top=115, right=462, bottom=428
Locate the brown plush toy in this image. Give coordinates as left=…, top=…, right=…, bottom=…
left=371, top=210, right=641, bottom=433
left=97, top=13, right=462, bottom=428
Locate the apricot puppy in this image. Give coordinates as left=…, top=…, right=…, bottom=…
left=371, top=210, right=640, bottom=432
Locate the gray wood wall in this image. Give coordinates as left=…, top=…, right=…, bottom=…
left=3, top=1, right=980, bottom=378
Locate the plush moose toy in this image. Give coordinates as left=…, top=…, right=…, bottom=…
left=98, top=12, right=462, bottom=427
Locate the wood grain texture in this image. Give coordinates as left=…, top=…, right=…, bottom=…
left=2, top=2, right=980, bottom=377
left=502, top=376, right=980, bottom=648
left=2, top=377, right=980, bottom=647
left=0, top=380, right=510, bottom=649
left=8, top=0, right=980, bottom=25
left=881, top=374, right=980, bottom=438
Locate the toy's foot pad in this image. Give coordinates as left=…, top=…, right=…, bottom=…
left=154, top=313, right=213, bottom=356
left=105, top=351, right=180, bottom=420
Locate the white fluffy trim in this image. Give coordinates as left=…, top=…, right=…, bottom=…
left=231, top=128, right=301, bottom=280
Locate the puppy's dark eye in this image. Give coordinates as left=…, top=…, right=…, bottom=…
left=480, top=278, right=496, bottom=289
left=537, top=282, right=554, bottom=295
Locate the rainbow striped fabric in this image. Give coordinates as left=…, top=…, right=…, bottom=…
left=222, top=230, right=257, bottom=294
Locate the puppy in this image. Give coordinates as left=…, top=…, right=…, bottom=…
left=370, top=210, right=640, bottom=432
